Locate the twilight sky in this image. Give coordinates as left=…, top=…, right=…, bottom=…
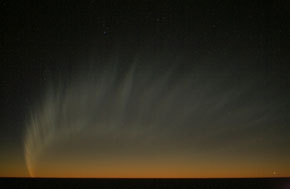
left=0, top=0, right=290, bottom=177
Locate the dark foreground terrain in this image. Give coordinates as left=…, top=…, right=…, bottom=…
left=1, top=178, right=290, bottom=189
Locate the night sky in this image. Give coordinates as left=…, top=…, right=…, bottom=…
left=0, top=0, right=290, bottom=177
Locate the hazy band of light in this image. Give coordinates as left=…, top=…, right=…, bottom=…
left=24, top=62, right=290, bottom=178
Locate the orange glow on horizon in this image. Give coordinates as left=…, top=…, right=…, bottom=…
left=23, top=155, right=290, bottom=178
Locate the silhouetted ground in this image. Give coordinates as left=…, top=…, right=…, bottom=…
left=1, top=178, right=290, bottom=189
